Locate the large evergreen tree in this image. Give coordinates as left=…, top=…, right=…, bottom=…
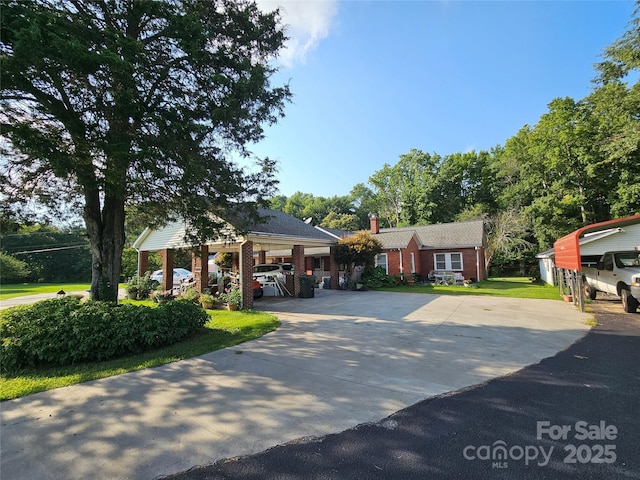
left=1, top=0, right=291, bottom=300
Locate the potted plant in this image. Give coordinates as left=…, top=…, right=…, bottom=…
left=180, top=285, right=201, bottom=304
left=126, top=272, right=155, bottom=300
left=405, top=273, right=415, bottom=286
left=200, top=293, right=216, bottom=310
left=219, top=286, right=241, bottom=310
left=126, top=285, right=139, bottom=300
left=154, top=290, right=174, bottom=304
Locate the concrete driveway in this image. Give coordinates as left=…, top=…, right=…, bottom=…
left=0, top=290, right=591, bottom=480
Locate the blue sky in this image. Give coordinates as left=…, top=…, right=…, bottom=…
left=253, top=1, right=635, bottom=198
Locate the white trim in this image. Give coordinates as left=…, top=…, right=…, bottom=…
left=375, top=253, right=389, bottom=274
left=314, top=225, right=346, bottom=240
left=434, top=252, right=464, bottom=271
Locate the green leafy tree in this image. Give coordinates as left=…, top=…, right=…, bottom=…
left=0, top=252, right=30, bottom=284
left=529, top=97, right=603, bottom=225
left=268, top=195, right=288, bottom=212
left=282, top=192, right=315, bottom=220
left=0, top=225, right=91, bottom=282
left=350, top=183, right=380, bottom=229
left=1, top=0, right=290, bottom=300
left=591, top=4, right=640, bottom=216
left=320, top=211, right=359, bottom=231
left=367, top=163, right=404, bottom=227
left=334, top=231, right=382, bottom=286
left=395, top=149, right=440, bottom=226
left=586, top=83, right=640, bottom=216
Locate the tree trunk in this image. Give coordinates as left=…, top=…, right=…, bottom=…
left=84, top=188, right=126, bottom=302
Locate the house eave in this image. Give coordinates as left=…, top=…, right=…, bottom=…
left=421, top=244, right=483, bottom=250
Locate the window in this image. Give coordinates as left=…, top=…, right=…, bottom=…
left=410, top=252, right=416, bottom=273
left=451, top=253, right=462, bottom=270
left=434, top=252, right=464, bottom=271
left=375, top=253, right=388, bottom=274
left=603, top=254, right=614, bottom=271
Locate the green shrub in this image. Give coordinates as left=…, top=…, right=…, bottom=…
left=0, top=297, right=209, bottom=373
left=362, top=266, right=400, bottom=288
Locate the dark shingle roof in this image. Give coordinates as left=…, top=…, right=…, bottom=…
left=374, top=230, right=417, bottom=249
left=377, top=220, right=485, bottom=248
left=248, top=209, right=336, bottom=241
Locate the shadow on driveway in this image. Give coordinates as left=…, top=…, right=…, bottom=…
left=164, top=299, right=640, bottom=480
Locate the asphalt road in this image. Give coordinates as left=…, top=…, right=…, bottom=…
left=162, top=299, right=639, bottom=480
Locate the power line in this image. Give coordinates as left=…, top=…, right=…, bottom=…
left=10, top=244, right=89, bottom=255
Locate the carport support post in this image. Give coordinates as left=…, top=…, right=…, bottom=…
left=240, top=240, right=253, bottom=309
left=160, top=249, right=174, bottom=292
left=138, top=251, right=149, bottom=277
left=329, top=246, right=340, bottom=289
left=292, top=244, right=305, bottom=297
left=191, top=245, right=209, bottom=293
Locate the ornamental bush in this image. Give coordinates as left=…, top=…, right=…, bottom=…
left=362, top=266, right=400, bottom=288
left=0, top=297, right=209, bottom=373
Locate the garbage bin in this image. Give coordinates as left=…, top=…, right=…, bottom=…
left=322, top=276, right=331, bottom=290
left=298, top=275, right=315, bottom=298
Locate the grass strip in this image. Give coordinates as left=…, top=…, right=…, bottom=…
left=0, top=283, right=92, bottom=300
left=376, top=277, right=561, bottom=300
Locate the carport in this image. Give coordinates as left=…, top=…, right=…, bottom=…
left=553, top=213, right=640, bottom=311
left=131, top=209, right=339, bottom=309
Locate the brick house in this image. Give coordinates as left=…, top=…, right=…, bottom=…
left=269, top=215, right=488, bottom=283
left=369, top=215, right=487, bottom=282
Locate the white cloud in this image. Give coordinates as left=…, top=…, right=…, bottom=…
left=256, top=0, right=338, bottom=67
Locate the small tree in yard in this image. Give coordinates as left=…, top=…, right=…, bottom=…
left=334, top=231, right=382, bottom=288
left=0, top=0, right=291, bottom=301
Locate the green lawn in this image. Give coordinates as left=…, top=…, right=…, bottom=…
left=0, top=283, right=92, bottom=300
left=377, top=277, right=561, bottom=300
left=0, top=308, right=279, bottom=401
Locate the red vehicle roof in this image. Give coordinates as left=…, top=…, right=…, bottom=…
left=553, top=214, right=640, bottom=271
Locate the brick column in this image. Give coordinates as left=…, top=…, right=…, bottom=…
left=240, top=241, right=253, bottom=309
left=329, top=246, right=340, bottom=289
left=258, top=250, right=266, bottom=264
left=138, top=251, right=149, bottom=277
left=191, top=245, right=209, bottom=293
left=292, top=244, right=305, bottom=297
left=161, top=249, right=174, bottom=292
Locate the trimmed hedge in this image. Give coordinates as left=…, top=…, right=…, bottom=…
left=0, top=297, right=209, bottom=373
